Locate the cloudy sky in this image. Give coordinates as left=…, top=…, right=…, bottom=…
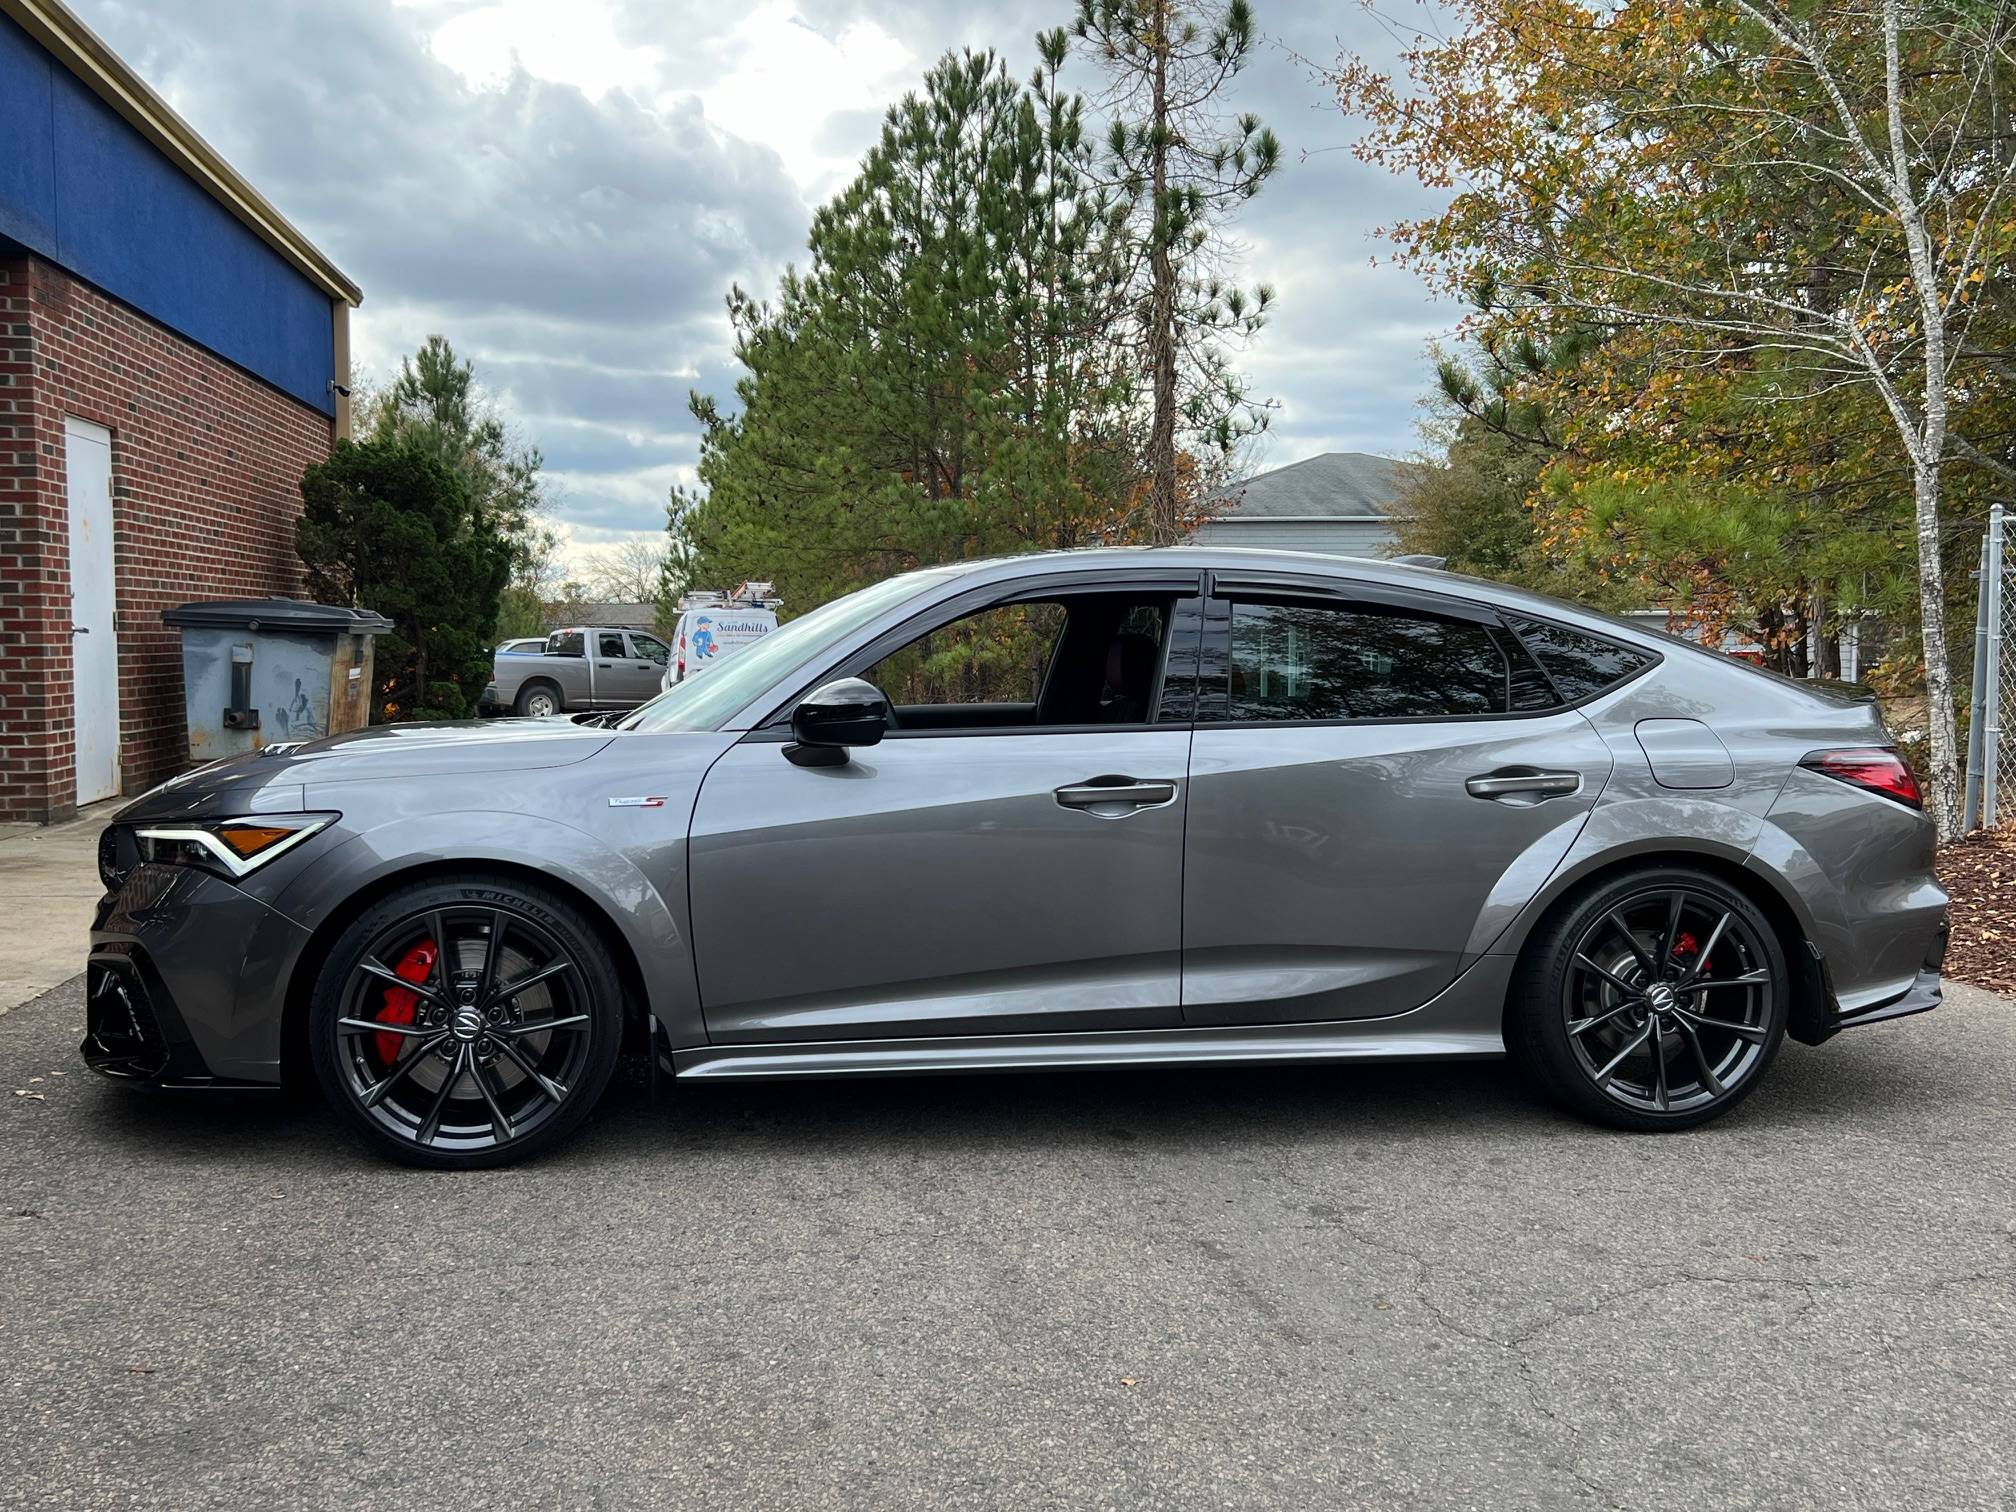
left=74, top=0, right=1450, bottom=567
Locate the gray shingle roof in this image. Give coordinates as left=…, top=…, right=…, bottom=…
left=1211, top=452, right=1420, bottom=520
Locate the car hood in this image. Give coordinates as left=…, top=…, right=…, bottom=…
left=115, top=718, right=616, bottom=822
left=269, top=717, right=618, bottom=784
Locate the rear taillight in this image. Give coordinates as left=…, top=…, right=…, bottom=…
left=1800, top=748, right=1922, bottom=809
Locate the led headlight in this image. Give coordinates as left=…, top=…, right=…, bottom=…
left=131, top=814, right=338, bottom=879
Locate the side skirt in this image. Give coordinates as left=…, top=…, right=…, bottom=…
left=669, top=957, right=1514, bottom=1082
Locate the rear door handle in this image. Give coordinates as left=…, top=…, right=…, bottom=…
left=1055, top=776, right=1179, bottom=815
left=1465, top=770, right=1582, bottom=799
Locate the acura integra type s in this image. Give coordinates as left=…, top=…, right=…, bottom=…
left=86, top=550, right=1948, bottom=1168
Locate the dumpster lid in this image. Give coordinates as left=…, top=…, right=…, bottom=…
left=161, top=597, right=394, bottom=635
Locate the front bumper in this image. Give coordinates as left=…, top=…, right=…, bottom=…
left=83, top=863, right=312, bottom=1088
left=80, top=949, right=271, bottom=1089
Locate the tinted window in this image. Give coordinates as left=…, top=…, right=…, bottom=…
left=1503, top=615, right=1654, bottom=702
left=1224, top=599, right=1545, bottom=720
left=866, top=601, right=1068, bottom=709
left=597, top=631, right=628, bottom=658
left=549, top=631, right=584, bottom=658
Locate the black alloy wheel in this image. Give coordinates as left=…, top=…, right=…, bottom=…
left=1509, top=868, right=1788, bottom=1130
left=310, top=877, right=623, bottom=1168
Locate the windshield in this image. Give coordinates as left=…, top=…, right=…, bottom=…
left=619, top=569, right=956, bottom=733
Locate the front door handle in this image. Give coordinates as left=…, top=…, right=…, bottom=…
left=1465, top=770, right=1582, bottom=799
left=1055, top=776, right=1179, bottom=815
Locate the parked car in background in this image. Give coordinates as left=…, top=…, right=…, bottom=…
left=480, top=627, right=670, bottom=717
left=88, top=548, right=1946, bottom=1168
left=495, top=637, right=547, bottom=656
left=667, top=585, right=779, bottom=689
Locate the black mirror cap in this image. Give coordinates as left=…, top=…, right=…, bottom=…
left=788, top=677, right=890, bottom=755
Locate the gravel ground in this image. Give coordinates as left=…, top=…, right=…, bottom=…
left=3, top=974, right=2012, bottom=1511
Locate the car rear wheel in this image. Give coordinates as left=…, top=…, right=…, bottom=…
left=309, top=876, right=623, bottom=1168
left=515, top=682, right=561, bottom=718
left=1507, top=867, right=1789, bottom=1131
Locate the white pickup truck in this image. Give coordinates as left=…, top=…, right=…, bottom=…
left=479, top=626, right=671, bottom=718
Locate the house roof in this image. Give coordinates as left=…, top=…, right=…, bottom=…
left=0, top=0, right=361, bottom=306
left=1213, top=452, right=1420, bottom=521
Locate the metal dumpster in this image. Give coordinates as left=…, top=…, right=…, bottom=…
left=161, top=598, right=392, bottom=763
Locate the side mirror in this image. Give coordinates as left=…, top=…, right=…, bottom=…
left=786, top=678, right=890, bottom=766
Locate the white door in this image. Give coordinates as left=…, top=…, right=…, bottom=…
left=65, top=419, right=119, bottom=805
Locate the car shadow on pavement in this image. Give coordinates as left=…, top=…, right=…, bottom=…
left=72, top=1033, right=1945, bottom=1172
left=599, top=1038, right=1942, bottom=1152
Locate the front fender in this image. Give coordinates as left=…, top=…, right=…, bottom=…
left=253, top=808, right=704, bottom=1053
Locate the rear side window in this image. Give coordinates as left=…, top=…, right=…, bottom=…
left=549, top=631, right=584, bottom=658
left=1503, top=615, right=1655, bottom=702
left=598, top=631, right=628, bottom=658
left=1223, top=599, right=1549, bottom=721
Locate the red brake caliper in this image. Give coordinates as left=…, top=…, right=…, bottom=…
left=1670, top=930, right=1702, bottom=975
left=375, top=940, right=440, bottom=1064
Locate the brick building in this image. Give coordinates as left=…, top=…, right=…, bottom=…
left=0, top=0, right=359, bottom=821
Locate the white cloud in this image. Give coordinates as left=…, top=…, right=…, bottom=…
left=689, top=2, right=916, bottom=198
left=69, top=0, right=1452, bottom=565
left=421, top=0, right=664, bottom=96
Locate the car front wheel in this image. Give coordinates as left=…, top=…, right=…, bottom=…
left=309, top=876, right=624, bottom=1168
left=1507, top=867, right=1789, bottom=1131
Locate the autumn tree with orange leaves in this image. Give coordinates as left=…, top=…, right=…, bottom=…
left=1333, top=0, right=2016, bottom=839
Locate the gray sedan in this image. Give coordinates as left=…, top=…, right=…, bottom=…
left=86, top=550, right=1948, bottom=1167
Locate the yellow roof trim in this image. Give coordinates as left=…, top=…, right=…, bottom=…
left=0, top=0, right=361, bottom=306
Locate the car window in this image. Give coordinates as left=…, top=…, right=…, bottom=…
left=1220, top=598, right=1548, bottom=721
left=549, top=631, right=584, bottom=658
left=597, top=631, right=627, bottom=659
left=855, top=592, right=1175, bottom=730
left=630, top=634, right=669, bottom=664
left=621, top=568, right=958, bottom=733
left=1502, top=615, right=1655, bottom=702
left=866, top=602, right=1067, bottom=710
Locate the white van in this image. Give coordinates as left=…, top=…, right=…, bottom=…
left=665, top=589, right=778, bottom=689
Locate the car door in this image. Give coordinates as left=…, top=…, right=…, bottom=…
left=686, top=576, right=1204, bottom=1044
left=586, top=630, right=650, bottom=704
left=1180, top=574, right=1614, bottom=1025
left=625, top=632, right=670, bottom=697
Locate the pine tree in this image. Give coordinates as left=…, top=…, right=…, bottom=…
left=298, top=439, right=514, bottom=721
left=1072, top=0, right=1279, bottom=542
left=678, top=47, right=1147, bottom=610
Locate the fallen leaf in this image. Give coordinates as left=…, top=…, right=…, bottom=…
left=1119, top=1377, right=1138, bottom=1387
left=13, top=1091, right=45, bottom=1101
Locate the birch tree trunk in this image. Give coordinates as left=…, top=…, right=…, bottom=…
left=1911, top=457, right=1962, bottom=836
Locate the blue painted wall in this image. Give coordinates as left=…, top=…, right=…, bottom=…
left=0, top=13, right=335, bottom=417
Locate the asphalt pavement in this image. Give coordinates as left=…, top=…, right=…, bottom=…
left=3, top=975, right=2011, bottom=1510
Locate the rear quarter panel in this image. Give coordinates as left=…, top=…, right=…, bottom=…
left=1469, top=653, right=1882, bottom=960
